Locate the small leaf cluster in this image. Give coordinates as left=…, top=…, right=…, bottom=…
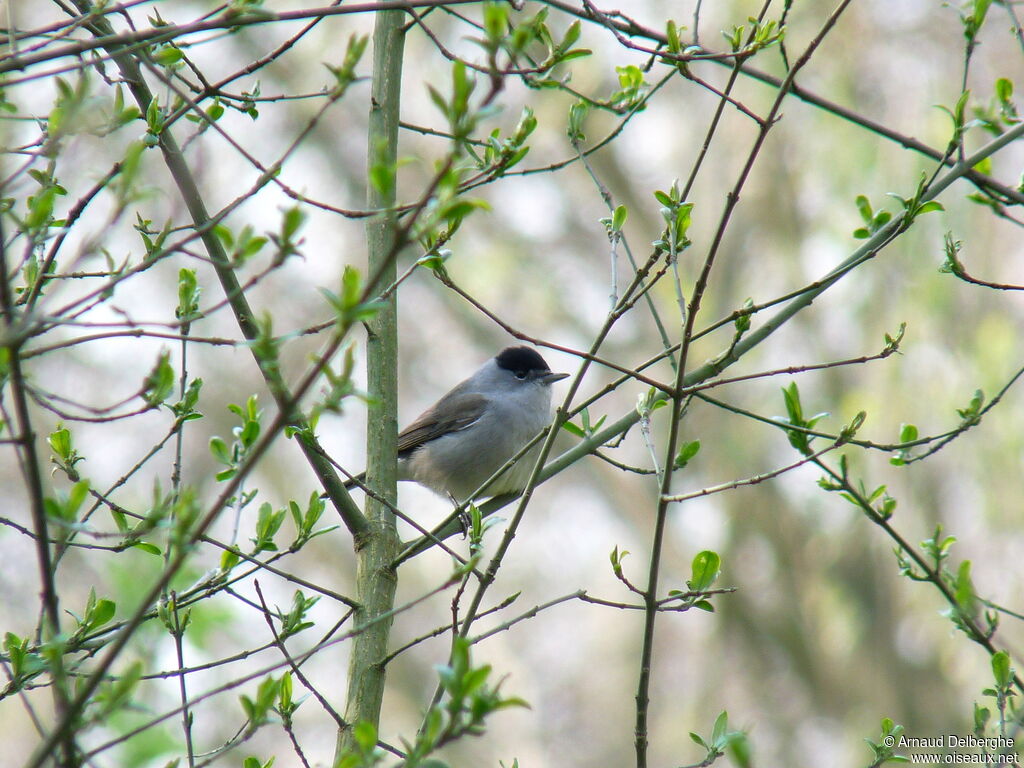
left=428, top=61, right=481, bottom=141
left=185, top=96, right=226, bottom=132
left=325, top=35, right=369, bottom=99
left=722, top=17, right=784, bottom=57
left=973, top=77, right=1020, bottom=137
left=268, top=205, right=306, bottom=265
left=413, top=165, right=491, bottom=246
left=939, top=231, right=967, bottom=278
left=890, top=173, right=945, bottom=224
left=889, top=423, right=918, bottom=466
left=214, top=223, right=269, bottom=268
left=19, top=163, right=67, bottom=242
left=940, top=560, right=986, bottom=634
left=135, top=216, right=172, bottom=263
left=473, top=107, right=537, bottom=176
left=309, top=344, right=372, bottom=423
left=175, top=267, right=202, bottom=331
left=853, top=194, right=893, bottom=239
left=69, top=588, right=117, bottom=643
left=956, top=388, right=985, bottom=427
left=45, top=75, right=97, bottom=151
left=984, top=650, right=1016, bottom=705
left=635, top=386, right=667, bottom=419
left=143, top=94, right=166, bottom=146
left=673, top=550, right=720, bottom=612
left=170, top=377, right=204, bottom=424
left=599, top=204, right=628, bottom=243
left=465, top=504, right=501, bottom=556
left=336, top=721, right=386, bottom=768
left=567, top=99, right=589, bottom=144
left=673, top=439, right=701, bottom=470
left=44, top=480, right=90, bottom=544
left=275, top=591, right=319, bottom=641
left=817, top=456, right=897, bottom=522
left=107, top=482, right=176, bottom=556
left=152, top=41, right=184, bottom=70
left=48, top=423, right=84, bottom=482
left=209, top=395, right=263, bottom=482
left=484, top=7, right=591, bottom=83
left=652, top=181, right=694, bottom=257
left=960, top=0, right=992, bottom=43
left=863, top=717, right=909, bottom=766
left=320, top=266, right=386, bottom=329
left=157, top=593, right=191, bottom=638
left=778, top=382, right=829, bottom=456
left=981, top=651, right=1017, bottom=734
left=86, top=660, right=144, bottom=726
left=251, top=502, right=287, bottom=554
left=689, top=711, right=752, bottom=768
left=219, top=491, right=337, bottom=573
left=407, top=639, right=528, bottom=766
left=3, top=633, right=47, bottom=691
left=609, top=65, right=649, bottom=113
left=141, top=350, right=176, bottom=408
left=663, top=20, right=693, bottom=58
left=561, top=407, right=606, bottom=439
left=289, top=491, right=337, bottom=550
left=892, top=527, right=999, bottom=640
left=240, top=674, right=283, bottom=733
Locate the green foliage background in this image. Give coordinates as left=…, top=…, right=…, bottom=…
left=2, top=1, right=1023, bottom=767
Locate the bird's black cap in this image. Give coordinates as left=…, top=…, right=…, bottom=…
left=495, top=345, right=551, bottom=375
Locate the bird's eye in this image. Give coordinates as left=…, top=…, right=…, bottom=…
left=515, top=370, right=528, bottom=380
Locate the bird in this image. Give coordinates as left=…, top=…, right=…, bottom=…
left=346, top=345, right=568, bottom=501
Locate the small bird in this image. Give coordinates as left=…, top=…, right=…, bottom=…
left=347, top=346, right=568, bottom=501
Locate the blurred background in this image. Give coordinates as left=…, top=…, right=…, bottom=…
left=3, top=1, right=1024, bottom=766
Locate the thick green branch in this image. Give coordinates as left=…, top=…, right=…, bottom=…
left=335, top=6, right=405, bottom=760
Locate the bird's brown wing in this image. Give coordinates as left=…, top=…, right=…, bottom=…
left=397, top=393, right=487, bottom=458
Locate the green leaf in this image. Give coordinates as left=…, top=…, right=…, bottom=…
left=995, top=77, right=1013, bottom=102
left=673, top=439, right=701, bottom=469
left=954, top=559, right=978, bottom=618
left=153, top=45, right=183, bottom=67
left=688, top=550, right=720, bottom=592
left=992, top=650, right=1012, bottom=688
left=220, top=547, right=241, bottom=571
left=609, top=546, right=629, bottom=578
left=855, top=194, right=872, bottom=222
left=711, top=710, right=728, bottom=746
left=611, top=204, right=628, bottom=231
left=782, top=382, right=803, bottom=424
left=483, top=2, right=508, bottom=41
left=90, top=599, right=116, bottom=629
left=282, top=206, right=305, bottom=240
left=561, top=20, right=581, bottom=50
left=176, top=268, right=201, bottom=325
left=567, top=100, right=589, bottom=143
left=142, top=351, right=175, bottom=407
left=48, top=424, right=72, bottom=461
left=666, top=20, right=682, bottom=53
left=561, top=421, right=584, bottom=437
left=654, top=190, right=674, bottom=207
left=209, top=436, right=231, bottom=465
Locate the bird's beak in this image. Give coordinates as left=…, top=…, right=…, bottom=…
left=542, top=371, right=570, bottom=385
